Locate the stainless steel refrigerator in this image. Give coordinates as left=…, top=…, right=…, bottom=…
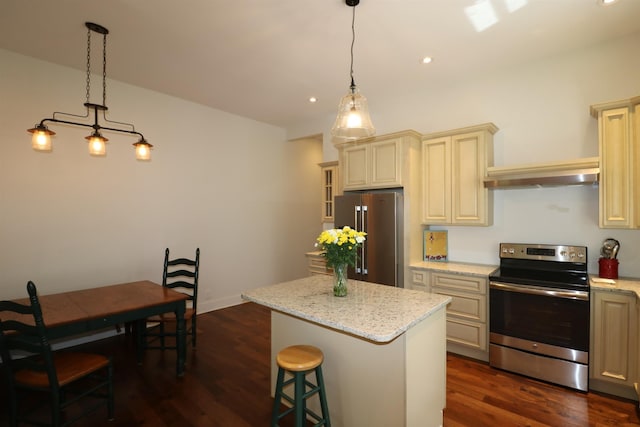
left=334, top=191, right=403, bottom=287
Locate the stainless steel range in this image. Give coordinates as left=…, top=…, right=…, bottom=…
left=489, top=243, right=589, bottom=391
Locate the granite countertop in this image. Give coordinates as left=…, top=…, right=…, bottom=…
left=410, top=260, right=498, bottom=277
left=590, top=276, right=640, bottom=299
left=241, top=275, right=451, bottom=343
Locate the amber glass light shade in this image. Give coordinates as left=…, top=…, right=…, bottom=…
left=85, top=132, right=108, bottom=156
left=133, top=139, right=153, bottom=161
left=28, top=125, right=55, bottom=152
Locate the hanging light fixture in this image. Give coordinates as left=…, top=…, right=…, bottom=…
left=27, top=22, right=153, bottom=161
left=331, top=0, right=375, bottom=141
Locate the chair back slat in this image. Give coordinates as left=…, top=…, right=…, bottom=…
left=165, top=281, right=196, bottom=291
left=0, top=300, right=34, bottom=315
left=166, top=269, right=197, bottom=278
left=167, top=258, right=197, bottom=267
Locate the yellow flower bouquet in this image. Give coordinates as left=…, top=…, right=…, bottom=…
left=315, top=226, right=367, bottom=268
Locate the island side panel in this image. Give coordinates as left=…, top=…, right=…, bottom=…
left=406, top=307, right=446, bottom=427
left=271, top=308, right=447, bottom=427
left=271, top=311, right=406, bottom=427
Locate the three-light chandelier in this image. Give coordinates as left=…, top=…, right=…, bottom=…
left=27, top=22, right=153, bottom=161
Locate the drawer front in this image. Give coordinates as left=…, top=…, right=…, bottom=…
left=411, top=270, right=429, bottom=286
left=432, top=287, right=486, bottom=322
left=307, top=255, right=332, bottom=276
left=431, top=272, right=486, bottom=294
left=308, top=257, right=328, bottom=269
left=446, top=318, right=487, bottom=351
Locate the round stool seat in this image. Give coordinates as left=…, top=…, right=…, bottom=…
left=276, top=345, right=323, bottom=372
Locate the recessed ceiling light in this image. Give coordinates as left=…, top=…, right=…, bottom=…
left=598, top=0, right=619, bottom=5
left=422, top=56, right=433, bottom=64
left=309, top=97, right=318, bottom=103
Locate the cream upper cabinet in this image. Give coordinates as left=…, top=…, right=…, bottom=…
left=319, top=161, right=338, bottom=223
left=590, top=289, right=638, bottom=398
left=421, top=137, right=451, bottom=223
left=421, top=123, right=497, bottom=226
left=591, top=96, right=640, bottom=229
left=339, top=131, right=421, bottom=191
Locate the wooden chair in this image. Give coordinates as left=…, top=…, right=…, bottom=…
left=139, top=248, right=200, bottom=356
left=0, top=281, right=114, bottom=426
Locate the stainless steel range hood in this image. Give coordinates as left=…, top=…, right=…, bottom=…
left=484, top=157, right=599, bottom=189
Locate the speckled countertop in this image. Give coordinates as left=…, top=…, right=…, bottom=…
left=410, top=262, right=640, bottom=299
left=590, top=276, right=640, bottom=299
left=410, top=261, right=498, bottom=277
left=241, top=275, right=451, bottom=343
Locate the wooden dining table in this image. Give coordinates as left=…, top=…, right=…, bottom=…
left=4, top=280, right=189, bottom=376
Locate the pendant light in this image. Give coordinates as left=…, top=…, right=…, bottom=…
left=331, top=0, right=375, bottom=141
left=27, top=22, right=153, bottom=161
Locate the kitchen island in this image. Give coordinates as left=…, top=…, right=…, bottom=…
left=242, top=275, right=451, bottom=427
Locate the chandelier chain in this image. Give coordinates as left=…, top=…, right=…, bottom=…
left=86, top=26, right=91, bottom=105
left=84, top=25, right=108, bottom=107
left=102, top=32, right=107, bottom=107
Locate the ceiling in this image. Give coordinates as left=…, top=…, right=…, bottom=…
left=1, top=0, right=639, bottom=129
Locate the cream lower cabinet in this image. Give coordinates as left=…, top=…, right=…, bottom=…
left=590, top=289, right=638, bottom=399
left=590, top=96, right=640, bottom=229
left=421, top=123, right=497, bottom=226
left=410, top=269, right=429, bottom=293
left=305, top=251, right=332, bottom=276
left=339, top=130, right=421, bottom=191
left=410, top=268, right=489, bottom=361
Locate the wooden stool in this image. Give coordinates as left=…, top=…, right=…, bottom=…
left=271, top=345, right=331, bottom=427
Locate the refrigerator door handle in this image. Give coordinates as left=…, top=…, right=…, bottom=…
left=355, top=205, right=362, bottom=274
left=361, top=205, right=368, bottom=275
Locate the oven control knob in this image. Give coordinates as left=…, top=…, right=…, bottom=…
left=560, top=250, right=567, bottom=257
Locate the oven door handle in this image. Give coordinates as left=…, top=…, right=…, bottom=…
left=490, top=281, right=589, bottom=301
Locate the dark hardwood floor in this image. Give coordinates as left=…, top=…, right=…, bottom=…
left=1, top=302, right=638, bottom=426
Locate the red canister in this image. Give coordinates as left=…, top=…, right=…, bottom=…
left=598, top=257, right=619, bottom=279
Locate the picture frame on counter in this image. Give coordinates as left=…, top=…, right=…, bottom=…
left=424, top=230, right=448, bottom=262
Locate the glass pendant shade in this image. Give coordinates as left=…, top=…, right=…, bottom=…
left=331, top=87, right=375, bottom=140
left=28, top=125, right=55, bottom=152
left=133, top=140, right=153, bottom=161
left=86, top=132, right=108, bottom=156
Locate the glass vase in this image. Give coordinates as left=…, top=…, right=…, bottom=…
left=333, top=263, right=348, bottom=297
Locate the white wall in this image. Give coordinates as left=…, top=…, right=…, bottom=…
left=288, top=32, right=640, bottom=278
left=0, top=49, right=322, bottom=308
